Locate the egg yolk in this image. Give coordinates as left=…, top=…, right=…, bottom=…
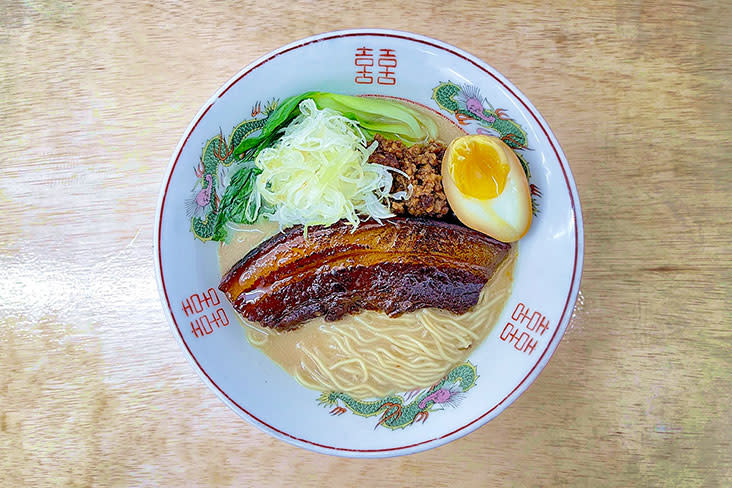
left=451, top=141, right=509, bottom=199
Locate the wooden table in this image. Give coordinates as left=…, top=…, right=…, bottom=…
left=1, top=1, right=730, bottom=485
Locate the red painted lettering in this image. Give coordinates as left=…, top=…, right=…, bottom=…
left=201, top=288, right=220, bottom=308
left=502, top=303, right=551, bottom=355
left=182, top=298, right=194, bottom=317
left=377, top=48, right=397, bottom=85
left=354, top=46, right=374, bottom=84
left=185, top=290, right=233, bottom=338
left=514, top=332, right=530, bottom=351
left=191, top=318, right=204, bottom=338
left=500, top=322, right=518, bottom=342
left=211, top=308, right=229, bottom=328
left=200, top=315, right=213, bottom=335
left=536, top=315, right=550, bottom=336
left=512, top=302, right=530, bottom=324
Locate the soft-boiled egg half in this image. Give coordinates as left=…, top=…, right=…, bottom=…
left=442, top=135, right=532, bottom=242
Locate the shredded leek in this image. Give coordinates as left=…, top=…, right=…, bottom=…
left=253, top=99, right=400, bottom=231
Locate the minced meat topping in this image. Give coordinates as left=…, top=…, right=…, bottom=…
left=368, top=134, right=450, bottom=219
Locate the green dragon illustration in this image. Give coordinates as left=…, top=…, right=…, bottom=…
left=318, top=362, right=478, bottom=430
left=186, top=99, right=278, bottom=241
left=432, top=81, right=541, bottom=211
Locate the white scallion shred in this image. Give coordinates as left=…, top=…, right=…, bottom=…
left=254, top=99, right=404, bottom=231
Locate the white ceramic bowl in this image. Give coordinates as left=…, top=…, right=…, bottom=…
left=154, top=29, right=583, bottom=457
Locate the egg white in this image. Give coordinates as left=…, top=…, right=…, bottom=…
left=442, top=136, right=532, bottom=242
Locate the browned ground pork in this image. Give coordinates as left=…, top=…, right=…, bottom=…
left=368, top=134, right=450, bottom=219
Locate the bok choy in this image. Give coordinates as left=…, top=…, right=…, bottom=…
left=232, top=92, right=438, bottom=160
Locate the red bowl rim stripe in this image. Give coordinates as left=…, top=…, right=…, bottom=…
left=155, top=30, right=582, bottom=455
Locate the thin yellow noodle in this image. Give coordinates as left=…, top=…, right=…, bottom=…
left=335, top=328, right=393, bottom=355
left=331, top=357, right=369, bottom=383
left=396, top=334, right=444, bottom=360
left=226, top=239, right=516, bottom=399
left=341, top=366, right=367, bottom=381
left=375, top=353, right=445, bottom=382
left=370, top=355, right=430, bottom=381
left=330, top=357, right=363, bottom=369
left=330, top=339, right=367, bottom=373
left=385, top=345, right=437, bottom=366
left=300, top=344, right=352, bottom=393
left=329, top=334, right=355, bottom=356
left=426, top=320, right=476, bottom=344
left=434, top=317, right=472, bottom=343
left=337, top=323, right=383, bottom=345
left=295, top=371, right=325, bottom=391
left=481, top=289, right=509, bottom=308
left=303, top=341, right=373, bottom=394
left=349, top=315, right=395, bottom=337
left=421, top=310, right=480, bottom=341
left=300, top=360, right=383, bottom=398
left=360, top=354, right=418, bottom=382
left=418, top=319, right=451, bottom=359
left=247, top=329, right=269, bottom=346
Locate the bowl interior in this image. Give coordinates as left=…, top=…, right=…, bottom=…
left=155, top=29, right=583, bottom=457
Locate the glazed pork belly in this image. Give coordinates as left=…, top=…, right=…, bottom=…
left=219, top=217, right=511, bottom=330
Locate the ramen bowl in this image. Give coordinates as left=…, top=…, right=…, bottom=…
left=154, top=29, right=583, bottom=457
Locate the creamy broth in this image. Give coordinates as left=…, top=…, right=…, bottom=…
left=217, top=100, right=516, bottom=399
left=220, top=228, right=515, bottom=398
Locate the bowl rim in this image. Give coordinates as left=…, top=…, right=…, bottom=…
left=154, top=28, right=584, bottom=458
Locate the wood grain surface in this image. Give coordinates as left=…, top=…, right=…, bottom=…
left=1, top=0, right=730, bottom=486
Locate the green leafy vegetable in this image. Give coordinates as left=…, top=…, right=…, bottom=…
left=212, top=162, right=262, bottom=241
left=232, top=92, right=317, bottom=159
left=219, top=92, right=437, bottom=240
left=232, top=92, right=438, bottom=159
left=312, top=93, right=437, bottom=144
